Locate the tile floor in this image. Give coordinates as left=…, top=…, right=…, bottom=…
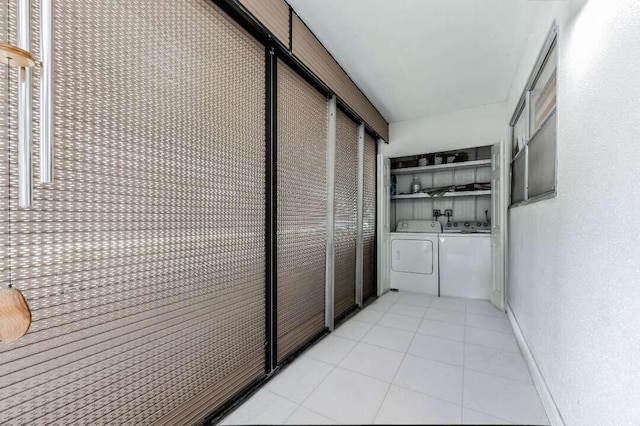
left=220, top=291, right=548, bottom=425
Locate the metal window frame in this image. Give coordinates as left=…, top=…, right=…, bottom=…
left=332, top=106, right=360, bottom=324
left=355, top=123, right=365, bottom=308
left=524, top=90, right=531, bottom=202
left=265, top=45, right=278, bottom=373
left=509, top=22, right=559, bottom=209
left=325, top=95, right=337, bottom=331
left=372, top=136, right=379, bottom=303
left=360, top=129, right=377, bottom=306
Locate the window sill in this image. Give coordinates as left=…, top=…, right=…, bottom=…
left=509, top=190, right=556, bottom=209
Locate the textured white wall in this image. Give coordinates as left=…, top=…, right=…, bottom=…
left=507, top=0, right=640, bottom=424
left=380, top=102, right=507, bottom=158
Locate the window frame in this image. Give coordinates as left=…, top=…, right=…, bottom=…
left=509, top=23, right=559, bottom=208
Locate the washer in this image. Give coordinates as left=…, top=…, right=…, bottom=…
left=390, top=220, right=441, bottom=295
left=439, top=221, right=492, bottom=300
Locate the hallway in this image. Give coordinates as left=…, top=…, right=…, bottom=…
left=221, top=291, right=548, bottom=425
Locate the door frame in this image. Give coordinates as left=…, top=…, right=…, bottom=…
left=490, top=140, right=510, bottom=311
left=376, top=153, right=391, bottom=296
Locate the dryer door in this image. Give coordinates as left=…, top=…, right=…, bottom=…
left=391, top=239, right=434, bottom=274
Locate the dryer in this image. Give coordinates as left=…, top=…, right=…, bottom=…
left=390, top=220, right=441, bottom=295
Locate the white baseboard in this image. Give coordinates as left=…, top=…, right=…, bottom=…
left=507, top=305, right=564, bottom=426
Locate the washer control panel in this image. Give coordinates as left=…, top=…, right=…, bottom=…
left=443, top=221, right=491, bottom=233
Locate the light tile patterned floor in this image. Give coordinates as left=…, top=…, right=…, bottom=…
left=220, top=292, right=548, bottom=425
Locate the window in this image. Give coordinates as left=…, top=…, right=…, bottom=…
left=510, top=24, right=558, bottom=206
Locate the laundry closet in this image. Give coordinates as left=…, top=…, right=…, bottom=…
left=377, top=141, right=508, bottom=309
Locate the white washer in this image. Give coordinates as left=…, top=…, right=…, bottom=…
left=439, top=232, right=491, bottom=300
left=390, top=220, right=441, bottom=295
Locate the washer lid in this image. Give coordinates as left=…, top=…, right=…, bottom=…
left=395, top=220, right=442, bottom=233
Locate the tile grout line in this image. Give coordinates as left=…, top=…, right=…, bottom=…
left=283, top=402, right=336, bottom=425
left=462, top=336, right=520, bottom=354
left=279, top=309, right=378, bottom=424
left=325, top=363, right=523, bottom=423
left=291, top=308, right=382, bottom=425
left=360, top=301, right=425, bottom=353
left=415, top=328, right=464, bottom=343
left=351, top=305, right=413, bottom=353
left=368, top=297, right=407, bottom=423
left=369, top=296, right=517, bottom=423
left=347, top=337, right=409, bottom=355
left=458, top=407, right=516, bottom=425
left=466, top=310, right=509, bottom=319
left=369, top=296, right=434, bottom=424
left=269, top=357, right=343, bottom=423
left=383, top=382, right=464, bottom=411
left=224, top=388, right=301, bottom=425
left=234, top=299, right=480, bottom=423
left=332, top=299, right=399, bottom=423
left=268, top=295, right=512, bottom=425
left=332, top=349, right=470, bottom=399
left=260, top=295, right=515, bottom=425
left=464, top=340, right=523, bottom=355
left=255, top=297, right=394, bottom=424
left=465, top=324, right=514, bottom=335
left=460, top=364, right=537, bottom=385
left=461, top=299, right=531, bottom=425
left=353, top=314, right=533, bottom=391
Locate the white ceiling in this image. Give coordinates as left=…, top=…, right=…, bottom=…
left=288, top=0, right=555, bottom=123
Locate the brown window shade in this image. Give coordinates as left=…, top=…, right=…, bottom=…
left=334, top=110, right=358, bottom=320
left=362, top=134, right=377, bottom=302
left=238, top=0, right=290, bottom=46
left=276, top=60, right=327, bottom=362
left=0, top=1, right=265, bottom=425
left=291, top=13, right=388, bottom=141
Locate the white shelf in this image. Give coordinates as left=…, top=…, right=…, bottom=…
left=391, top=159, right=491, bottom=175
left=391, top=190, right=491, bottom=200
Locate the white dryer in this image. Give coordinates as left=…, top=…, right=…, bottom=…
left=390, top=220, right=441, bottom=295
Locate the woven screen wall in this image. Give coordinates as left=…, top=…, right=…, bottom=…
left=333, top=109, right=357, bottom=320
left=238, top=0, right=290, bottom=47
left=0, top=1, right=266, bottom=424
left=362, top=133, right=376, bottom=302
left=276, top=60, right=327, bottom=362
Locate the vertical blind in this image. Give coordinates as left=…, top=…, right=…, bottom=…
left=362, top=133, right=376, bottom=302
left=333, top=110, right=358, bottom=320
left=0, top=1, right=265, bottom=424
left=276, top=60, right=327, bottom=362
